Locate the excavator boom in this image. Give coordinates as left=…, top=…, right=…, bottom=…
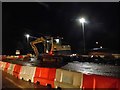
left=30, top=37, right=46, bottom=59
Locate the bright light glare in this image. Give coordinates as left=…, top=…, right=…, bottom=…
left=55, top=39, right=60, bottom=43
left=47, top=40, right=50, bottom=43
left=79, top=18, right=86, bottom=23
left=96, top=42, right=98, bottom=44
left=25, top=34, right=30, bottom=38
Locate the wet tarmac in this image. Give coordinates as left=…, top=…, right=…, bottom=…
left=61, top=61, right=120, bottom=78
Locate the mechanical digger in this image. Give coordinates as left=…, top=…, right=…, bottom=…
left=29, top=36, right=71, bottom=63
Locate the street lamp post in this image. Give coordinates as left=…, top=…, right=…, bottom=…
left=79, top=18, right=86, bottom=53
left=25, top=34, right=30, bottom=43
left=25, top=34, right=30, bottom=53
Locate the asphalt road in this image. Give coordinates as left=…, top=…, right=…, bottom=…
left=1, top=71, right=47, bottom=89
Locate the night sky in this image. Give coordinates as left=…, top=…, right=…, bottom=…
left=2, top=2, right=120, bottom=55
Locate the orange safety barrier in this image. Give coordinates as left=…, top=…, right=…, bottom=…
left=7, top=63, right=15, bottom=75
left=95, top=75, right=119, bottom=89
left=34, top=67, right=56, bottom=88
left=4, top=62, right=10, bottom=72
left=117, top=79, right=120, bottom=90
left=18, top=55, right=23, bottom=59
left=18, top=55, right=24, bottom=60
left=13, top=64, right=22, bottom=78
left=82, top=74, right=120, bottom=89
left=82, top=74, right=95, bottom=89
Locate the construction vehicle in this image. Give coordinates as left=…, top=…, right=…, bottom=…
left=30, top=36, right=71, bottom=62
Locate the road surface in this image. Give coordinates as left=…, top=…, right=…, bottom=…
left=1, top=71, right=47, bottom=89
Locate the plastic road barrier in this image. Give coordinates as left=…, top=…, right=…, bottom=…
left=4, top=62, right=10, bottom=72
left=19, top=66, right=36, bottom=82
left=34, top=67, right=56, bottom=88
left=18, top=55, right=24, bottom=60
left=54, top=69, right=83, bottom=88
left=95, top=75, right=119, bottom=89
left=82, top=74, right=95, bottom=89
left=82, top=74, right=120, bottom=89
left=13, top=64, right=22, bottom=78
left=7, top=63, right=15, bottom=75
left=0, top=62, right=6, bottom=70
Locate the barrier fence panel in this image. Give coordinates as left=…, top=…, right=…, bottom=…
left=117, top=79, right=120, bottom=90
left=54, top=69, right=83, bottom=89
left=7, top=63, right=15, bottom=75
left=47, top=68, right=56, bottom=88
left=34, top=67, right=48, bottom=84
left=20, top=66, right=36, bottom=82
left=95, top=75, right=119, bottom=89
left=0, top=62, right=6, bottom=70
left=73, top=71, right=83, bottom=88
left=4, top=62, right=10, bottom=72
left=82, top=74, right=95, bottom=89
left=13, top=64, right=22, bottom=79
left=34, top=67, right=56, bottom=88
left=19, top=66, right=26, bottom=80
left=18, top=55, right=24, bottom=60
left=82, top=74, right=120, bottom=89
left=54, top=69, right=62, bottom=88
left=59, top=69, right=74, bottom=88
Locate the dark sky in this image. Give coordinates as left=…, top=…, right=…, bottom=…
left=2, top=2, right=120, bottom=55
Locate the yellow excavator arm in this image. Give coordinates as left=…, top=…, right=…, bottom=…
left=30, top=37, right=46, bottom=59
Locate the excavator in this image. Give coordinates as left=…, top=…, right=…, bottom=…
left=30, top=36, right=71, bottom=62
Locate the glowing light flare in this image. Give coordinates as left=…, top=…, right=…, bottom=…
left=55, top=39, right=60, bottom=44
left=25, top=34, right=30, bottom=39
left=96, top=42, right=98, bottom=44
left=79, top=18, right=86, bottom=23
